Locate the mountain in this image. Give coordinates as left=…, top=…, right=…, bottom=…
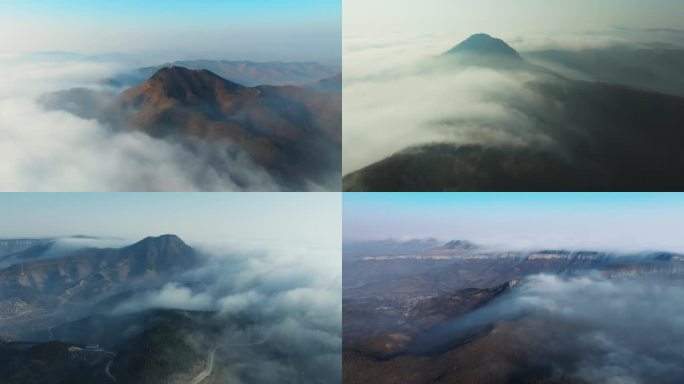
left=0, top=341, right=98, bottom=384
left=0, top=309, right=221, bottom=384
left=438, top=240, right=476, bottom=250
left=344, top=238, right=684, bottom=297
left=1, top=234, right=198, bottom=295
left=306, top=73, right=342, bottom=91
left=344, top=66, right=684, bottom=191
left=523, top=46, right=684, bottom=97
left=343, top=314, right=573, bottom=384
left=344, top=281, right=514, bottom=357
left=345, top=33, right=684, bottom=191
left=0, top=237, right=223, bottom=384
left=343, top=238, right=441, bottom=257
left=113, top=66, right=340, bottom=189
left=103, top=60, right=340, bottom=88
left=41, top=62, right=342, bottom=191
left=117, top=66, right=340, bottom=136
left=349, top=245, right=684, bottom=290
left=445, top=33, right=521, bottom=58
left=343, top=143, right=597, bottom=191
left=120, top=67, right=246, bottom=111
left=0, top=233, right=330, bottom=383
left=0, top=235, right=200, bottom=338
left=441, top=33, right=526, bottom=68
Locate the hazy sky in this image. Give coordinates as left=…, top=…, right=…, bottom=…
left=344, top=193, right=684, bottom=252
left=0, top=193, right=340, bottom=247
left=345, top=0, right=684, bottom=39
left=0, top=0, right=341, bottom=63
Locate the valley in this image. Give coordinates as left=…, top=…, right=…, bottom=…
left=343, top=238, right=684, bottom=383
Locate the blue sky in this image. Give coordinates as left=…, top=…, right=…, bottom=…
left=0, top=193, right=340, bottom=247
left=0, top=0, right=341, bottom=63
left=344, top=193, right=684, bottom=251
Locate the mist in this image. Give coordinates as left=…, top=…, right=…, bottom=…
left=0, top=234, right=341, bottom=382
left=414, top=273, right=684, bottom=383
left=342, top=25, right=684, bottom=191
left=109, top=241, right=341, bottom=383
left=0, top=54, right=288, bottom=191
left=343, top=57, right=547, bottom=174
left=342, top=30, right=565, bottom=175
left=342, top=28, right=684, bottom=175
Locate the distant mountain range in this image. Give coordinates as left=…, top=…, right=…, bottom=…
left=344, top=238, right=684, bottom=292
left=523, top=46, right=684, bottom=97
left=343, top=33, right=684, bottom=191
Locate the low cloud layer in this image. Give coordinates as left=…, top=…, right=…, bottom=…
left=342, top=33, right=554, bottom=174
left=112, top=241, right=341, bottom=383
left=343, top=64, right=547, bottom=173
left=342, top=28, right=684, bottom=177
left=515, top=274, right=684, bottom=383
left=420, top=273, right=684, bottom=383
left=0, top=55, right=284, bottom=191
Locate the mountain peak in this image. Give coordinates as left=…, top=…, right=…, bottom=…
left=135, top=234, right=187, bottom=246
left=441, top=240, right=476, bottom=250
left=122, top=234, right=199, bottom=273
left=135, top=66, right=245, bottom=105
left=149, top=66, right=221, bottom=82
left=125, top=234, right=191, bottom=254
left=445, top=33, right=520, bottom=58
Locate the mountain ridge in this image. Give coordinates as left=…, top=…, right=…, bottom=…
left=0, top=234, right=200, bottom=326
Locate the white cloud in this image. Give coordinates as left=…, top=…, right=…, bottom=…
left=115, top=283, right=213, bottom=313
left=112, top=241, right=341, bottom=382
left=0, top=55, right=282, bottom=191
left=416, top=273, right=684, bottom=382
left=342, top=38, right=553, bottom=174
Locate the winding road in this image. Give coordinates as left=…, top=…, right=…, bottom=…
left=187, top=333, right=270, bottom=383
left=105, top=360, right=116, bottom=382
left=189, top=348, right=216, bottom=384
left=64, top=280, right=86, bottom=295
